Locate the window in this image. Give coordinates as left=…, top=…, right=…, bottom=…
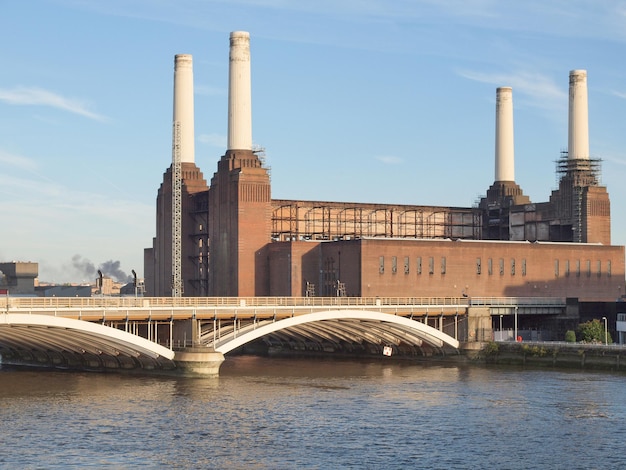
left=417, top=257, right=422, bottom=275
left=608, top=260, right=612, bottom=277
left=488, top=258, right=493, bottom=275
left=428, top=257, right=434, bottom=275
left=511, top=258, right=515, bottom=275
left=392, top=256, right=397, bottom=274
left=499, top=258, right=504, bottom=276
left=554, top=259, right=559, bottom=277
left=441, top=257, right=446, bottom=274
left=379, top=256, right=384, bottom=274
left=404, top=256, right=410, bottom=274
left=586, top=260, right=591, bottom=277
left=576, top=260, right=581, bottom=277
left=521, top=259, right=526, bottom=276
left=597, top=260, right=602, bottom=277
left=476, top=258, right=481, bottom=275
left=565, top=260, right=570, bottom=277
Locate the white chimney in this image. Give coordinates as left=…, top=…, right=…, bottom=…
left=568, top=69, right=589, bottom=160
left=495, top=86, right=515, bottom=182
left=173, top=54, right=195, bottom=164
left=227, top=31, right=252, bottom=151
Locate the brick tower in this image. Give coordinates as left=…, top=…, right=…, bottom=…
left=208, top=32, right=272, bottom=296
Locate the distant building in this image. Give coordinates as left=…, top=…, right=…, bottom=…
left=36, top=285, right=92, bottom=297
left=0, top=262, right=38, bottom=296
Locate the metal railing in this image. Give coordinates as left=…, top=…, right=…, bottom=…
left=0, top=296, right=470, bottom=311
left=470, top=297, right=566, bottom=307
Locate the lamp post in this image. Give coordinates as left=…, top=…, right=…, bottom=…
left=602, top=316, right=608, bottom=346
left=514, top=306, right=518, bottom=342
left=499, top=314, right=503, bottom=341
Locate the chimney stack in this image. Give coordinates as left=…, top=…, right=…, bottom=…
left=227, top=31, right=252, bottom=151
left=568, top=69, right=589, bottom=160
left=495, top=86, right=515, bottom=182
left=173, top=54, right=195, bottom=163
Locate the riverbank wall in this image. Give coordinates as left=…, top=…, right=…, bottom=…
left=469, top=341, right=626, bottom=371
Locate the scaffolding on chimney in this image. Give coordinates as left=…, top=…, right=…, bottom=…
left=555, top=152, right=602, bottom=243
left=171, top=121, right=183, bottom=297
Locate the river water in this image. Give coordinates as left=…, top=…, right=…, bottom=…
left=1, top=356, right=625, bottom=469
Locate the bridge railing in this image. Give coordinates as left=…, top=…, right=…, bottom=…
left=0, top=296, right=470, bottom=310
left=470, top=297, right=567, bottom=307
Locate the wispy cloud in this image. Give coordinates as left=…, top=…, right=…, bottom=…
left=0, top=150, right=38, bottom=171
left=0, top=171, right=152, bottom=226
left=0, top=173, right=64, bottom=199
left=457, top=69, right=566, bottom=111
left=601, top=154, right=626, bottom=166
left=59, top=0, right=626, bottom=42
left=0, top=86, right=107, bottom=121
left=611, top=90, right=626, bottom=100
left=198, top=132, right=227, bottom=148
left=375, top=155, right=403, bottom=165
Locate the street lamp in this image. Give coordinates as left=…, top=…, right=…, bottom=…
left=602, top=317, right=608, bottom=346
left=499, top=314, right=503, bottom=341
left=514, top=306, right=518, bottom=342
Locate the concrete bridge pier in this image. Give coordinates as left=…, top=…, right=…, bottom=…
left=171, top=318, right=224, bottom=376
left=467, top=306, right=493, bottom=342
left=173, top=347, right=224, bottom=376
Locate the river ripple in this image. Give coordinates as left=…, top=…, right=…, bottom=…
left=1, top=356, right=625, bottom=469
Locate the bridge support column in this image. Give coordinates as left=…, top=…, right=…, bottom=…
left=173, top=347, right=225, bottom=376
left=465, top=306, right=493, bottom=344
left=171, top=318, right=199, bottom=348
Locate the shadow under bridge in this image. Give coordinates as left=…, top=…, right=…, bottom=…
left=0, top=314, right=176, bottom=371
left=201, top=309, right=461, bottom=356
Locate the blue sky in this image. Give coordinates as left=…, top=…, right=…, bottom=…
left=1, top=0, right=626, bottom=284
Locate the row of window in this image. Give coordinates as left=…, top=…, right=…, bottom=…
left=378, top=256, right=448, bottom=275
left=554, top=259, right=611, bottom=277
left=377, top=256, right=612, bottom=277
left=476, top=257, right=526, bottom=276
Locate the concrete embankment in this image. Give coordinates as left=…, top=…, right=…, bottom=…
left=469, top=341, right=626, bottom=371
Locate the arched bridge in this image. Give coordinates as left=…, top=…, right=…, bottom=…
left=0, top=313, right=176, bottom=371
left=0, top=296, right=470, bottom=374
left=0, top=296, right=566, bottom=374
left=208, top=309, right=459, bottom=354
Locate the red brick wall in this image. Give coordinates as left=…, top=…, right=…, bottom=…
left=209, top=150, right=271, bottom=296
left=332, top=238, right=626, bottom=301
left=269, top=242, right=322, bottom=296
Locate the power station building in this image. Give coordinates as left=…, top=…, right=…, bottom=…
left=144, top=31, right=624, bottom=303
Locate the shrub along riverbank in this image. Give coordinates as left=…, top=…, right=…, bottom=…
left=473, top=341, right=626, bottom=371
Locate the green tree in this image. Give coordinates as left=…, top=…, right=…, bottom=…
left=564, top=330, right=576, bottom=343
left=577, top=319, right=612, bottom=344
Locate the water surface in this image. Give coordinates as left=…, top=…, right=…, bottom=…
left=1, top=356, right=624, bottom=469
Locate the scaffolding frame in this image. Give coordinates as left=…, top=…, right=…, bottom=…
left=271, top=200, right=481, bottom=242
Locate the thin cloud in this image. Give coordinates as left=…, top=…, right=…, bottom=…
left=0, top=174, right=64, bottom=199
left=458, top=69, right=566, bottom=110
left=58, top=0, right=626, bottom=43
left=0, top=86, right=107, bottom=121
left=0, top=151, right=38, bottom=171
left=375, top=155, right=403, bottom=165
left=601, top=154, right=626, bottom=166
left=611, top=90, right=626, bottom=100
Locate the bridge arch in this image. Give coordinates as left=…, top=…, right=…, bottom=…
left=211, top=309, right=459, bottom=355
left=0, top=314, right=175, bottom=371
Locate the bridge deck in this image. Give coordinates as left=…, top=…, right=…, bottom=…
left=0, top=296, right=567, bottom=374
